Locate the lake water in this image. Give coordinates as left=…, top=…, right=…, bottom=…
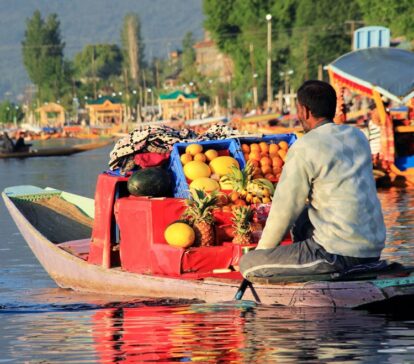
left=1, top=140, right=414, bottom=363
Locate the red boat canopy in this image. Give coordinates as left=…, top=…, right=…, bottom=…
left=328, top=48, right=414, bottom=104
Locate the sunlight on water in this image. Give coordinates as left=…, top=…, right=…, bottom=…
left=1, top=147, right=414, bottom=362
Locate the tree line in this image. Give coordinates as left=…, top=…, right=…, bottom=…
left=203, top=0, right=414, bottom=106
left=7, top=1, right=413, bottom=124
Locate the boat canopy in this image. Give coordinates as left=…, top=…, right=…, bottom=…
left=328, top=48, right=414, bottom=104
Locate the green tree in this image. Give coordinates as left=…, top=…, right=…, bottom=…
left=0, top=101, right=24, bottom=124
left=357, top=0, right=414, bottom=40
left=22, top=10, right=69, bottom=102
left=179, top=32, right=198, bottom=83
left=288, top=0, right=362, bottom=87
left=121, top=13, right=145, bottom=88
left=74, top=44, right=122, bottom=81
left=203, top=0, right=363, bottom=105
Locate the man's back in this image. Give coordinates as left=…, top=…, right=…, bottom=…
left=287, top=123, right=385, bottom=257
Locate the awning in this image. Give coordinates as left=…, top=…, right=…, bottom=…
left=328, top=48, right=414, bottom=104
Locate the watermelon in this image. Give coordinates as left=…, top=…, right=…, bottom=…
left=127, top=167, right=172, bottom=197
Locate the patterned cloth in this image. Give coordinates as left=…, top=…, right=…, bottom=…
left=380, top=114, right=395, bottom=170
left=257, top=122, right=386, bottom=259
left=108, top=123, right=238, bottom=171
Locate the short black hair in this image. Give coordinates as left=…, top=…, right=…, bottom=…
left=297, top=80, right=337, bottom=119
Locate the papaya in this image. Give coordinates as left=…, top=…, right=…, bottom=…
left=127, top=167, right=172, bottom=197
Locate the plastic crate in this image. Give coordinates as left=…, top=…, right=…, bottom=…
left=168, top=139, right=245, bottom=198
left=237, top=133, right=297, bottom=149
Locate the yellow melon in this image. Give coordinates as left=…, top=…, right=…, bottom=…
left=209, top=156, right=239, bottom=176
left=185, top=143, right=203, bottom=156
left=164, top=222, right=195, bottom=248
left=183, top=161, right=211, bottom=180
left=190, top=177, right=220, bottom=193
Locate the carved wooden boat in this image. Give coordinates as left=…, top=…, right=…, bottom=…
left=3, top=185, right=414, bottom=309
left=0, top=140, right=112, bottom=159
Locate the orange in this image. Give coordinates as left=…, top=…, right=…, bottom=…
left=250, top=160, right=260, bottom=168
left=185, top=143, right=203, bottom=156
left=259, top=142, right=269, bottom=153
left=241, top=144, right=250, bottom=153
left=260, top=156, right=272, bottom=166
left=193, top=153, right=207, bottom=162
left=248, top=151, right=261, bottom=162
left=221, top=205, right=233, bottom=213
left=229, top=191, right=240, bottom=202
left=204, top=149, right=219, bottom=162
left=278, top=149, right=287, bottom=160
left=234, top=199, right=247, bottom=206
left=180, top=153, right=193, bottom=165
left=261, top=165, right=272, bottom=175
left=265, top=173, right=275, bottom=180
left=243, top=153, right=249, bottom=161
left=250, top=143, right=260, bottom=152
left=272, top=156, right=284, bottom=169
left=273, top=166, right=282, bottom=175
left=278, top=141, right=289, bottom=151
left=269, top=144, right=280, bottom=155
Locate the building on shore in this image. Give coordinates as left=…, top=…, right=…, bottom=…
left=85, top=96, right=124, bottom=125
left=159, top=91, right=198, bottom=120
left=36, top=102, right=65, bottom=126
left=193, top=32, right=234, bottom=83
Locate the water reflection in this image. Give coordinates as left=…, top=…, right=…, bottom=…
left=3, top=301, right=414, bottom=363
left=378, top=188, right=414, bottom=264
left=1, top=146, right=414, bottom=363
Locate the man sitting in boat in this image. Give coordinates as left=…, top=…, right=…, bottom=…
left=240, top=80, right=386, bottom=278
left=13, top=131, right=27, bottom=152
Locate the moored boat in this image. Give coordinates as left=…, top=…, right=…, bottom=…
left=0, top=140, right=113, bottom=159
left=3, top=181, right=414, bottom=309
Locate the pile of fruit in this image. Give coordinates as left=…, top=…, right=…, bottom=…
left=241, top=140, right=289, bottom=181
left=165, top=190, right=255, bottom=247
left=179, top=143, right=240, bottom=193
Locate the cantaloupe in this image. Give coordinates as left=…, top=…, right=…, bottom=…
left=189, top=177, right=220, bottom=193
left=183, top=161, right=211, bottom=180
left=164, top=222, right=195, bottom=248
left=209, top=156, right=239, bottom=176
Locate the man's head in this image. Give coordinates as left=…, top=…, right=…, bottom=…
left=296, top=80, right=337, bottom=132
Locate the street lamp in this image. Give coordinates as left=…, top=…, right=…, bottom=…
left=266, top=14, right=272, bottom=110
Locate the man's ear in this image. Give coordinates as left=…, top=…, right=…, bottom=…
left=304, top=106, right=311, bottom=120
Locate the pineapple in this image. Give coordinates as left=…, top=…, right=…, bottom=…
left=183, top=189, right=218, bottom=246
left=220, top=161, right=254, bottom=196
left=232, top=206, right=254, bottom=245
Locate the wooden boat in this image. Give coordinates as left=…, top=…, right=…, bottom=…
left=0, top=140, right=112, bottom=159
left=3, top=183, right=414, bottom=309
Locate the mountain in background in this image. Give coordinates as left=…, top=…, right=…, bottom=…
left=0, top=0, right=204, bottom=101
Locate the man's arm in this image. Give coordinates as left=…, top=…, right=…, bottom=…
left=256, top=148, right=312, bottom=249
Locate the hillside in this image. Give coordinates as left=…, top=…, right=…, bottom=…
left=0, top=0, right=204, bottom=100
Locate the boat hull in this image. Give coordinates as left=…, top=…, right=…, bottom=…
left=0, top=140, right=112, bottom=159
left=3, top=189, right=414, bottom=308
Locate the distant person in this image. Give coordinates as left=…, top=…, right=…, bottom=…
left=13, top=131, right=27, bottom=152
left=240, top=80, right=386, bottom=279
